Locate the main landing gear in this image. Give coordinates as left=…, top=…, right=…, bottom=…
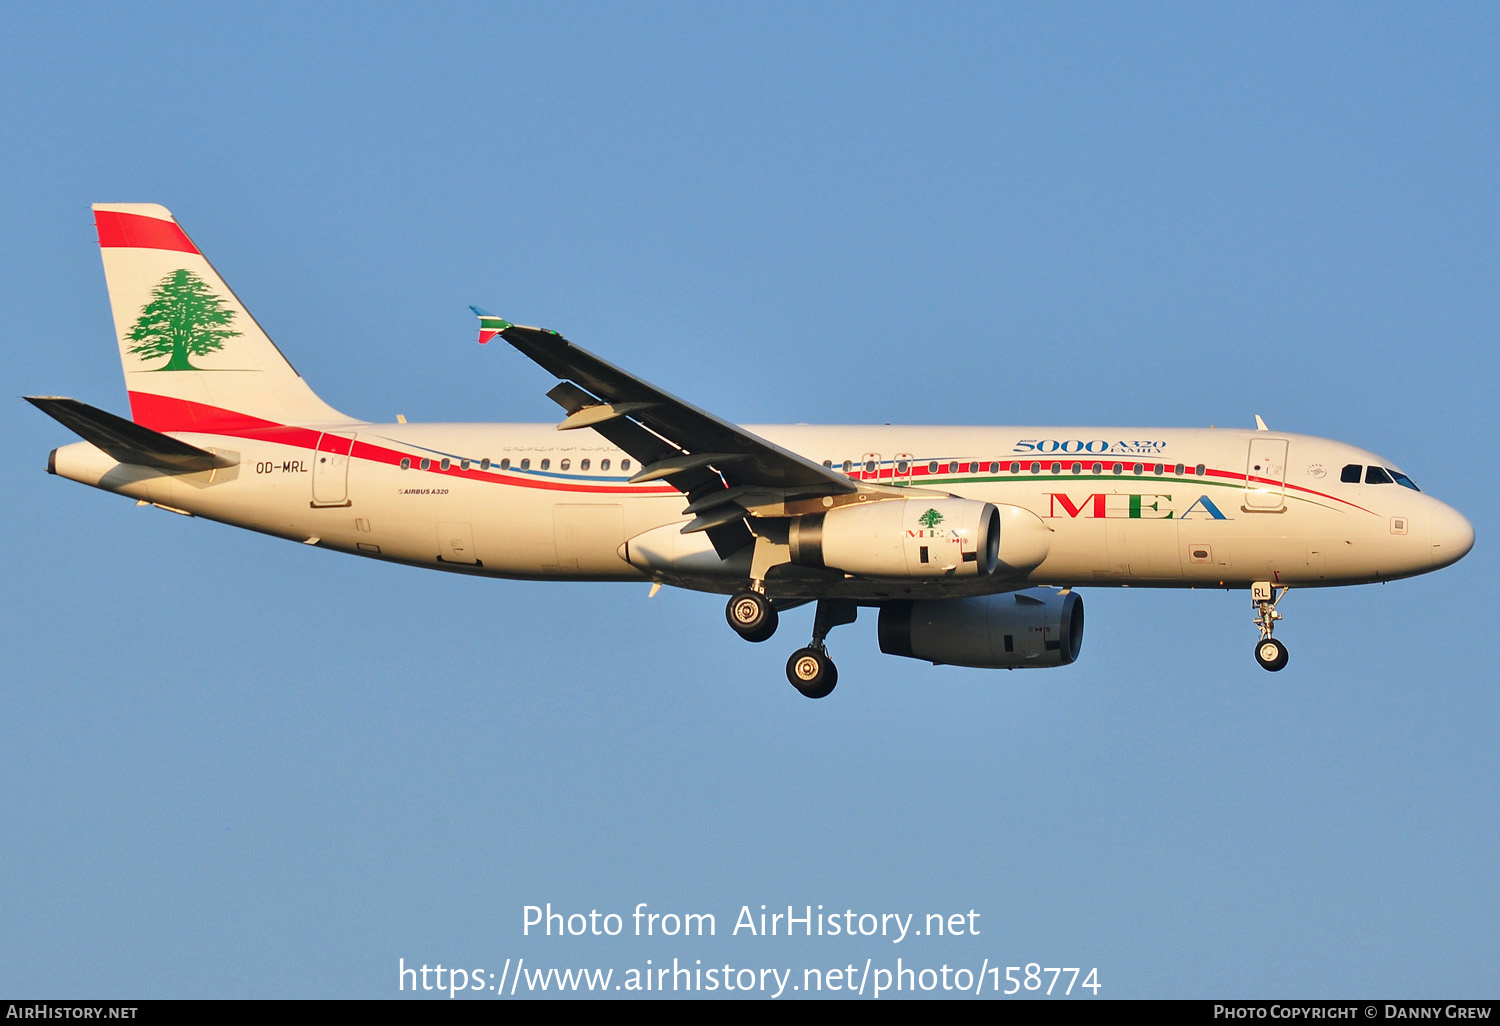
left=725, top=589, right=778, bottom=643
left=1251, top=581, right=1289, bottom=672
left=724, top=591, right=856, bottom=699
left=786, top=647, right=837, bottom=699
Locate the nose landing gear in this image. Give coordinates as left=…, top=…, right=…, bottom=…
left=1251, top=581, right=1289, bottom=671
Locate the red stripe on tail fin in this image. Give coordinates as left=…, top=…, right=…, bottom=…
left=128, top=392, right=282, bottom=434
left=95, top=210, right=199, bottom=254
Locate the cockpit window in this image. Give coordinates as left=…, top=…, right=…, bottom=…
left=1389, top=470, right=1420, bottom=491
left=1365, top=466, right=1393, bottom=485
left=1340, top=464, right=1362, bottom=483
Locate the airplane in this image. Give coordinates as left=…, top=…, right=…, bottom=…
left=29, top=204, right=1475, bottom=698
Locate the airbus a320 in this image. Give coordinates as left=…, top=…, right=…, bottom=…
left=29, top=204, right=1475, bottom=697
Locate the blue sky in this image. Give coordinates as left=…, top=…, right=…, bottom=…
left=2, top=3, right=1495, bottom=999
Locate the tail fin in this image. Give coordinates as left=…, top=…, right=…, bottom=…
left=93, top=203, right=353, bottom=432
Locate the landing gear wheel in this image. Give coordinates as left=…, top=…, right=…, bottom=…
left=1255, top=637, right=1289, bottom=672
left=786, top=647, right=837, bottom=699
left=726, top=591, right=778, bottom=643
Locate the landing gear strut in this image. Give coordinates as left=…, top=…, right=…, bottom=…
left=1251, top=581, right=1289, bottom=671
left=726, top=589, right=778, bottom=643
left=786, top=599, right=857, bottom=699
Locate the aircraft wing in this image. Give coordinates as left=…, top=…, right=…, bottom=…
left=479, top=310, right=894, bottom=555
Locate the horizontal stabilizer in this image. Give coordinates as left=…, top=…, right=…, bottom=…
left=25, top=396, right=236, bottom=472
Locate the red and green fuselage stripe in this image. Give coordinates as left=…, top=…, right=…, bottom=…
left=121, top=392, right=1374, bottom=512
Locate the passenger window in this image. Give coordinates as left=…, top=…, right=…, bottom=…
left=928, top=461, right=938, bottom=474
left=520, top=458, right=530, bottom=470
left=1050, top=462, right=1061, bottom=474
left=419, top=459, right=430, bottom=470
left=1175, top=464, right=1185, bottom=475
left=896, top=460, right=909, bottom=474
left=1091, top=462, right=1102, bottom=474
left=1154, top=464, right=1164, bottom=474
left=581, top=459, right=590, bottom=471
left=1341, top=464, right=1362, bottom=483
left=991, top=461, right=1001, bottom=474
left=540, top=459, right=550, bottom=470
left=1030, top=462, right=1040, bottom=474
left=1365, top=466, right=1393, bottom=485
left=498, top=458, right=509, bottom=470
left=622, top=459, right=631, bottom=471
left=400, top=458, right=411, bottom=470
left=440, top=458, right=451, bottom=471
left=1195, top=464, right=1205, bottom=475
left=1071, top=462, right=1082, bottom=474
left=823, top=460, right=832, bottom=468
left=842, top=460, right=853, bottom=474
left=601, top=459, right=611, bottom=471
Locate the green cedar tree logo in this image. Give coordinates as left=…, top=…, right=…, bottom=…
left=918, top=508, right=944, bottom=530
left=125, top=268, right=241, bottom=371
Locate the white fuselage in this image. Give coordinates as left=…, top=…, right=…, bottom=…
left=49, top=421, right=1474, bottom=600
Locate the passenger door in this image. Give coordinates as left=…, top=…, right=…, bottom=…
left=1244, top=438, right=1288, bottom=511
left=311, top=432, right=356, bottom=507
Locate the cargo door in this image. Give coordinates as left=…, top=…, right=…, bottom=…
left=554, top=504, right=625, bottom=574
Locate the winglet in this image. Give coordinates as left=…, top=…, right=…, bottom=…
left=1254, top=414, right=1269, bottom=431
left=470, top=305, right=513, bottom=344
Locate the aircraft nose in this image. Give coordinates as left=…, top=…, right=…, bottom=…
left=1429, top=502, right=1475, bottom=569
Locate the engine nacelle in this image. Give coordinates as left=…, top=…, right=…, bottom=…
left=878, top=588, right=1084, bottom=668
left=991, top=503, right=1051, bottom=574
left=789, top=498, right=1000, bottom=578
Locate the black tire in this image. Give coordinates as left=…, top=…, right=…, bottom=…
left=726, top=591, right=778, bottom=642
left=1254, top=637, right=1289, bottom=672
left=786, top=647, right=837, bottom=698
